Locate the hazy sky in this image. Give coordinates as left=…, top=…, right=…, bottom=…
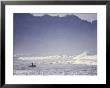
left=31, top=13, right=97, bottom=22
left=74, top=13, right=97, bottom=22
left=14, top=13, right=97, bottom=56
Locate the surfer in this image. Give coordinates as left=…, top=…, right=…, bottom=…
left=29, top=62, right=36, bottom=67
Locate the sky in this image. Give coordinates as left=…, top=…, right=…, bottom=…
left=14, top=13, right=97, bottom=56
left=31, top=13, right=97, bottom=22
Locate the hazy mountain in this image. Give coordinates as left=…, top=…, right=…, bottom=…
left=14, top=13, right=97, bottom=56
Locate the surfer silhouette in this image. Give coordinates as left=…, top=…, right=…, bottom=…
left=29, top=62, right=36, bottom=67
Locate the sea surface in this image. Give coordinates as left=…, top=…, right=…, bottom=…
left=14, top=57, right=97, bottom=75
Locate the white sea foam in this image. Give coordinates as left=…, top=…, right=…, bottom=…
left=15, top=52, right=97, bottom=65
